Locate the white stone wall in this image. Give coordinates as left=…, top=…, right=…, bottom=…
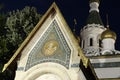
left=15, top=63, right=86, bottom=80
left=80, top=24, right=105, bottom=49
left=102, top=38, right=115, bottom=50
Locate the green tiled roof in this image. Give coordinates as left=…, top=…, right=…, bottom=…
left=86, top=11, right=103, bottom=25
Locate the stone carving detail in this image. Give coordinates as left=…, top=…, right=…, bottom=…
left=81, top=23, right=104, bottom=32
left=83, top=47, right=101, bottom=56
left=83, top=47, right=120, bottom=57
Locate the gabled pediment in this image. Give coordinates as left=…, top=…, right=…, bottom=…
left=25, top=20, right=71, bottom=70
left=3, top=2, right=88, bottom=72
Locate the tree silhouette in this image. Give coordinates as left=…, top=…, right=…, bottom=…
left=0, top=6, right=42, bottom=80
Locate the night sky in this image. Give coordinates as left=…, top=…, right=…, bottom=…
left=0, top=0, right=120, bottom=50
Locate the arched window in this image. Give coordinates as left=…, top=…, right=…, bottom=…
left=83, top=40, right=85, bottom=48
left=90, top=38, right=93, bottom=46
left=81, top=40, right=83, bottom=48
left=99, top=39, right=102, bottom=47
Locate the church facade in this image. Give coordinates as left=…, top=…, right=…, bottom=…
left=3, top=0, right=120, bottom=80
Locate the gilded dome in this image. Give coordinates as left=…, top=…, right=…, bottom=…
left=101, top=28, right=117, bottom=40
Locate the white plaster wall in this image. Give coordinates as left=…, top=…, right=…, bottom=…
left=35, top=74, right=62, bottom=80
left=102, top=38, right=115, bottom=50
left=95, top=68, right=120, bottom=78
left=15, top=62, right=86, bottom=80
left=80, top=24, right=105, bottom=49
left=90, top=57, right=120, bottom=63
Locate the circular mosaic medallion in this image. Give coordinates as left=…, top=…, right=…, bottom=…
left=43, top=40, right=58, bottom=56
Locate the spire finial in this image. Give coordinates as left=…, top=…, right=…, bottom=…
left=73, top=18, right=80, bottom=43
left=106, top=14, right=109, bottom=28
left=73, top=18, right=77, bottom=33
left=90, top=0, right=100, bottom=4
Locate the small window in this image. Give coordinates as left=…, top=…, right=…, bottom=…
left=99, top=39, right=102, bottom=47
left=83, top=40, right=85, bottom=48
left=81, top=40, right=83, bottom=48
left=90, top=38, right=93, bottom=46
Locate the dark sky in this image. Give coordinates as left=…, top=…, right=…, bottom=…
left=0, top=0, right=120, bottom=50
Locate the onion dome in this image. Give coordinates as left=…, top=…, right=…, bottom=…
left=101, top=28, right=117, bottom=40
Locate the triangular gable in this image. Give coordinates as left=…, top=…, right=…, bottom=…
left=2, top=2, right=88, bottom=72
left=25, top=19, right=72, bottom=70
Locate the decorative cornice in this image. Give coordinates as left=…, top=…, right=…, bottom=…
left=81, top=23, right=105, bottom=32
